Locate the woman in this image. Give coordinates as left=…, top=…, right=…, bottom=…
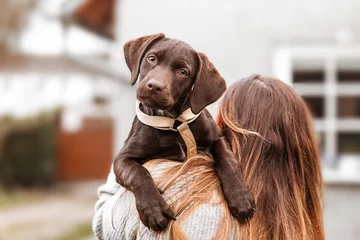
left=93, top=75, right=325, bottom=240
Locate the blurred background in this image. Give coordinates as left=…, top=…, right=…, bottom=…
left=0, top=0, right=359, bottom=239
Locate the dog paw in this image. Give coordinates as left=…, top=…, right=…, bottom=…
left=136, top=195, right=175, bottom=231
left=226, top=189, right=255, bottom=223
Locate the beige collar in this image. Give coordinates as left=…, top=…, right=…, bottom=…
left=136, top=100, right=201, bottom=131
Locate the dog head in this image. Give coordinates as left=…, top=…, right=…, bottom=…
left=124, top=33, right=226, bottom=114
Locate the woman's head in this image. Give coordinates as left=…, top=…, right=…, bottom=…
left=217, top=75, right=324, bottom=240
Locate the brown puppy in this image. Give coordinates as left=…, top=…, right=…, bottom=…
left=114, top=33, right=255, bottom=231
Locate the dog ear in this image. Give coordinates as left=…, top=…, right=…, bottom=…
left=190, top=52, right=227, bottom=114
left=124, top=33, right=165, bottom=85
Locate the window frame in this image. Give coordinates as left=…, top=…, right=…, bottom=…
left=272, top=45, right=360, bottom=162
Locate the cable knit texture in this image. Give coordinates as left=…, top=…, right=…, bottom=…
left=92, top=162, right=239, bottom=239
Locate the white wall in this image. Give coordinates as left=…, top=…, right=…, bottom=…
left=115, top=0, right=360, bottom=85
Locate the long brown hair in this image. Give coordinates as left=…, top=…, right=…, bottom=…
left=143, top=75, right=324, bottom=239
left=218, top=75, right=325, bottom=240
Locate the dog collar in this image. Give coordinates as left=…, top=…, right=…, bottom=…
left=136, top=100, right=201, bottom=131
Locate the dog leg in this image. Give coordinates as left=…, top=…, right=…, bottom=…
left=213, top=137, right=255, bottom=222
left=114, top=157, right=175, bottom=231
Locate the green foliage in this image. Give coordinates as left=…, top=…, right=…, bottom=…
left=0, top=110, right=59, bottom=188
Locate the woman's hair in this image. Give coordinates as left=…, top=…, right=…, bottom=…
left=218, top=75, right=325, bottom=240
left=143, top=75, right=324, bottom=240
left=144, top=156, right=240, bottom=240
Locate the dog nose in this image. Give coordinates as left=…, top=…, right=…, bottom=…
left=147, top=79, right=165, bottom=92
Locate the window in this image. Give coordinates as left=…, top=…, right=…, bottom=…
left=293, top=70, right=325, bottom=83
left=338, top=97, right=360, bottom=118
left=302, top=96, right=325, bottom=118
left=338, top=133, right=360, bottom=154
left=337, top=70, right=360, bottom=83
left=273, top=46, right=360, bottom=163
left=337, top=59, right=360, bottom=83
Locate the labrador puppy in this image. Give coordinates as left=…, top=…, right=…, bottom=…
left=114, top=33, right=255, bottom=231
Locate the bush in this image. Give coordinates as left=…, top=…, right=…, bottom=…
left=0, top=111, right=59, bottom=188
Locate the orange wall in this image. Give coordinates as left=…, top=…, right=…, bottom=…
left=57, top=118, right=113, bottom=181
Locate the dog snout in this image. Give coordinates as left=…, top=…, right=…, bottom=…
left=147, top=79, right=165, bottom=93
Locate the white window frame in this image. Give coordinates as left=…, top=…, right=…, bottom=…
left=272, top=45, right=360, bottom=161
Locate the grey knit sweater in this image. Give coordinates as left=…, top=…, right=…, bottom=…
left=92, top=162, right=239, bottom=239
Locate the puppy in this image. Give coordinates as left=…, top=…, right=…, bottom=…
left=114, top=33, right=255, bottom=231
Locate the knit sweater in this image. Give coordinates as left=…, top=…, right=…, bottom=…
left=92, top=161, right=239, bottom=240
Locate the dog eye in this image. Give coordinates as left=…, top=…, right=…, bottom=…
left=147, top=55, right=156, bottom=63
left=178, top=69, right=188, bottom=78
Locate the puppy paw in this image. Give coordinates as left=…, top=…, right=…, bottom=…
left=225, top=189, right=255, bottom=223
left=136, top=194, right=175, bottom=231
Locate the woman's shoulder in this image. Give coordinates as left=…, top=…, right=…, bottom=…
left=95, top=187, right=233, bottom=240
left=93, top=157, right=240, bottom=239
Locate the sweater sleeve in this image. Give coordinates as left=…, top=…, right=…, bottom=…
left=92, top=165, right=135, bottom=240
